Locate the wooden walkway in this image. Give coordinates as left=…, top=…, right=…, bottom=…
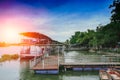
left=32, top=56, right=59, bottom=70
left=60, top=62, right=120, bottom=66
left=30, top=55, right=120, bottom=74
left=31, top=56, right=120, bottom=70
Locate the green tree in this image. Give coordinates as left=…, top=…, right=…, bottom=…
left=109, top=0, right=120, bottom=22
left=67, top=0, right=120, bottom=50
left=70, top=31, right=80, bottom=44
left=96, top=23, right=120, bottom=48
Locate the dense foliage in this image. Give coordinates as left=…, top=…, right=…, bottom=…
left=109, top=0, right=120, bottom=22
left=66, top=0, right=120, bottom=49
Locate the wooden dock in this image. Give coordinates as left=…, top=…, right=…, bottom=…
left=30, top=55, right=120, bottom=74
left=32, top=56, right=59, bottom=70
left=31, top=56, right=59, bottom=74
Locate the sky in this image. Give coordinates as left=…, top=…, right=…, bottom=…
left=0, top=0, right=113, bottom=43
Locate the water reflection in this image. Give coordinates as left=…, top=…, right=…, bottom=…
left=0, top=60, right=19, bottom=80
left=1, top=46, right=112, bottom=80
left=60, top=71, right=99, bottom=80
left=0, top=58, right=99, bottom=80
left=20, top=61, right=99, bottom=80
left=64, top=51, right=120, bottom=63
left=19, top=59, right=59, bottom=80
left=19, top=59, right=99, bottom=80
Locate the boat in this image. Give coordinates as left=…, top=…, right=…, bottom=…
left=114, top=69, right=120, bottom=74
left=107, top=69, right=120, bottom=80
left=99, top=70, right=112, bottom=80
left=113, top=66, right=120, bottom=73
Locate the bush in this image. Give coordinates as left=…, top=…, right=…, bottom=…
left=0, top=54, right=19, bottom=62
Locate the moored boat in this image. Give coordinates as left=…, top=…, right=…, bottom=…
left=99, top=70, right=112, bottom=80
left=107, top=69, right=120, bottom=80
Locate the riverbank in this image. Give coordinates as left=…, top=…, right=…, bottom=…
left=65, top=47, right=120, bottom=55
left=65, top=47, right=89, bottom=51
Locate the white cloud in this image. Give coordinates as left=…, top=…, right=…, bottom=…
left=0, top=3, right=111, bottom=43
left=28, top=12, right=110, bottom=42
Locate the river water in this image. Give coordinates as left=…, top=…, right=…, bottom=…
left=0, top=46, right=118, bottom=80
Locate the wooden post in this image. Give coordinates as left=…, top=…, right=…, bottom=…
left=34, top=57, right=36, bottom=66
left=29, top=60, right=32, bottom=68
left=64, top=67, right=66, bottom=71
left=57, top=46, right=60, bottom=68
left=42, top=56, right=45, bottom=69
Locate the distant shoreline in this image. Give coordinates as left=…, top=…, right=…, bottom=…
left=0, top=43, right=22, bottom=47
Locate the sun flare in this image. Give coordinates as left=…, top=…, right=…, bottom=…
left=3, top=27, right=21, bottom=43
left=0, top=17, right=34, bottom=43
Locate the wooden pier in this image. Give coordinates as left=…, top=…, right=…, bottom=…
left=31, top=56, right=59, bottom=74
left=30, top=55, right=120, bottom=74
left=32, top=56, right=59, bottom=70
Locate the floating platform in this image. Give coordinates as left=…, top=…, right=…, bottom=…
left=31, top=56, right=59, bottom=74
left=34, top=69, right=59, bottom=74
left=60, top=62, right=120, bottom=72
left=72, top=67, right=111, bottom=71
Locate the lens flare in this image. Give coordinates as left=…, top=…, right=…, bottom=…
left=0, top=17, right=34, bottom=43
left=3, top=27, right=20, bottom=43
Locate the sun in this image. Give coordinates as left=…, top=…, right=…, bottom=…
left=3, top=27, right=21, bottom=43
left=0, top=16, right=35, bottom=43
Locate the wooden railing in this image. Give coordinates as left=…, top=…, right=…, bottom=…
left=29, top=57, right=42, bottom=68
left=60, top=55, right=120, bottom=63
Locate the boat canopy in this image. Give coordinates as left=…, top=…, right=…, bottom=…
left=20, top=32, right=52, bottom=40
left=20, top=32, right=52, bottom=44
